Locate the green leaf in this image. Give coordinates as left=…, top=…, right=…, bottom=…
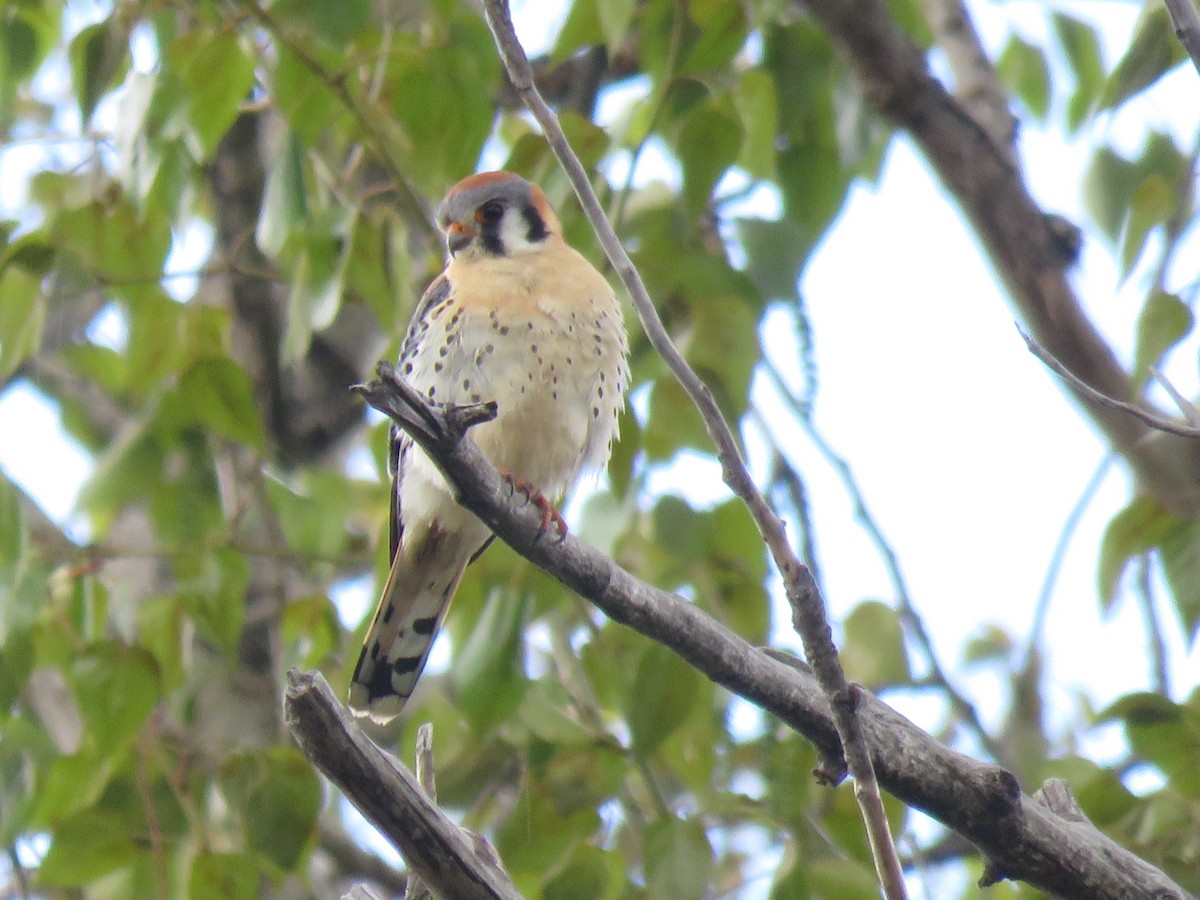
left=1082, top=146, right=1137, bottom=243
left=1160, top=519, right=1200, bottom=639
left=808, top=856, right=886, bottom=896
left=37, top=809, right=137, bottom=886
left=1099, top=5, right=1186, bottom=111
left=1053, top=13, right=1105, bottom=129
left=256, top=131, right=308, bottom=257
left=1132, top=291, right=1192, bottom=389
left=627, top=643, right=700, bottom=757
left=1119, top=175, right=1174, bottom=277
left=135, top=595, right=186, bottom=692
left=273, top=45, right=338, bottom=145
left=1098, top=691, right=1179, bottom=726
left=737, top=217, right=810, bottom=299
left=516, top=680, right=608, bottom=746
left=0, top=717, right=46, bottom=845
left=455, top=589, right=528, bottom=732
left=389, top=41, right=497, bottom=188
left=31, top=752, right=114, bottom=827
left=69, top=19, right=130, bottom=124
left=996, top=34, right=1050, bottom=120
left=676, top=98, right=743, bottom=220
left=644, top=376, right=711, bottom=460
left=281, top=594, right=340, bottom=669
left=220, top=748, right=321, bottom=875
left=176, top=548, right=248, bottom=657
left=287, top=225, right=349, bottom=363
left=53, top=197, right=172, bottom=294
left=262, top=470, right=365, bottom=561
left=0, top=266, right=42, bottom=381
left=1, top=10, right=59, bottom=85
left=1097, top=496, right=1177, bottom=612
left=170, top=29, right=256, bottom=157
left=682, top=294, right=760, bottom=420
left=496, top=777, right=601, bottom=878
left=733, top=69, right=777, bottom=180
left=841, top=600, right=911, bottom=687
left=644, top=817, right=713, bottom=900
left=345, top=206, right=407, bottom=333
left=544, top=844, right=621, bottom=900
left=190, top=851, right=258, bottom=900
left=682, top=0, right=748, bottom=73
left=124, top=291, right=184, bottom=397
left=71, top=642, right=160, bottom=758
left=271, top=0, right=371, bottom=46
left=598, top=0, right=636, bottom=52
left=172, top=358, right=266, bottom=449
left=0, top=230, right=57, bottom=275
left=652, top=495, right=708, bottom=564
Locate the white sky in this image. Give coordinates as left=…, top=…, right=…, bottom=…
left=2, top=0, right=1199, bottom=887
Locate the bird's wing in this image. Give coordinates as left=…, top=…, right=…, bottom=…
left=388, top=273, right=453, bottom=562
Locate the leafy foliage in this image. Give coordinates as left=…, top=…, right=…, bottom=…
left=0, top=0, right=1198, bottom=897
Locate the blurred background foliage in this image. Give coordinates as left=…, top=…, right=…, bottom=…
left=0, top=0, right=1198, bottom=896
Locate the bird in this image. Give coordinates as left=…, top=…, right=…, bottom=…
left=348, top=171, right=630, bottom=723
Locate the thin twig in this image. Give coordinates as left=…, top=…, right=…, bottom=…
left=1019, top=327, right=1200, bottom=439
left=1149, top=366, right=1200, bottom=427
left=479, top=3, right=906, bottom=895
left=1134, top=554, right=1171, bottom=697
left=404, top=724, right=436, bottom=900
left=1019, top=454, right=1115, bottom=673
left=761, top=362, right=1010, bottom=767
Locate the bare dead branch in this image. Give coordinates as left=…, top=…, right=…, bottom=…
left=1020, top=327, right=1200, bottom=439
left=477, top=2, right=906, bottom=894
left=285, top=670, right=520, bottom=900
left=352, top=364, right=1189, bottom=899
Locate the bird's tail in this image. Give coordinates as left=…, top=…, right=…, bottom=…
left=348, top=524, right=476, bottom=723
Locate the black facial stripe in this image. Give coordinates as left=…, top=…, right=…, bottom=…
left=480, top=218, right=506, bottom=256
left=521, top=204, right=549, bottom=243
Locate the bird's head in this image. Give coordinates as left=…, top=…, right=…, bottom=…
left=436, top=171, right=562, bottom=260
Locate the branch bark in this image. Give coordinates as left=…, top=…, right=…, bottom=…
left=286, top=671, right=520, bottom=900
left=796, top=0, right=1200, bottom=515
left=351, top=364, right=1188, bottom=900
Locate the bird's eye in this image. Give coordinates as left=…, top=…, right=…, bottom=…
left=478, top=201, right=505, bottom=225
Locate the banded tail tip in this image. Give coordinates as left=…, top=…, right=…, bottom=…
left=347, top=682, right=405, bottom=724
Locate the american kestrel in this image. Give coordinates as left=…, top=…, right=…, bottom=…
left=349, top=171, right=630, bottom=723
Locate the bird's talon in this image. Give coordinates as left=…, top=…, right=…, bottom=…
left=500, top=471, right=568, bottom=541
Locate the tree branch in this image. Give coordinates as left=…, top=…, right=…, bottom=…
left=1163, top=0, right=1200, bottom=78
left=351, top=364, right=1189, bottom=899
left=1020, top=327, right=1200, bottom=439
left=477, top=2, right=906, bottom=894
left=921, top=0, right=1017, bottom=161
left=796, top=0, right=1200, bottom=515
left=285, top=671, right=519, bottom=900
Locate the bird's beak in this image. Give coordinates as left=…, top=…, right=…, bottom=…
left=446, top=221, right=475, bottom=256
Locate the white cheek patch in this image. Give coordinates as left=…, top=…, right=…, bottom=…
left=500, top=208, right=538, bottom=254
